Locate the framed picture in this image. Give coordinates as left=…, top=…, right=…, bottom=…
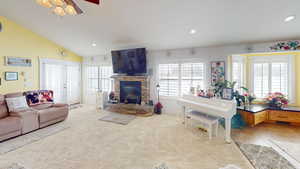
left=211, top=61, right=225, bottom=86
left=222, top=88, right=233, bottom=100
left=5, top=56, right=32, bottom=67
left=5, top=72, right=18, bottom=81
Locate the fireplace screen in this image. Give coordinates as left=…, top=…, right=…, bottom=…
left=120, top=81, right=142, bottom=104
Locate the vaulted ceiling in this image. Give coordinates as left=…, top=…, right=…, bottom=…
left=1, top=0, right=300, bottom=56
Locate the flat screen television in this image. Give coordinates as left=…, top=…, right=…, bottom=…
left=111, top=48, right=147, bottom=75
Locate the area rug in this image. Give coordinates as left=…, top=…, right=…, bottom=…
left=269, top=140, right=300, bottom=164
left=0, top=163, right=26, bottom=169
left=0, top=122, right=69, bottom=155
left=237, top=143, right=296, bottom=169
left=153, top=163, right=169, bottom=169
left=99, top=112, right=136, bottom=125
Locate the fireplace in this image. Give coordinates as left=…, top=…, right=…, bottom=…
left=111, top=75, right=150, bottom=104
left=120, top=81, right=142, bottom=104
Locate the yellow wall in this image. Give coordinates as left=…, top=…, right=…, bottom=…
left=0, top=16, right=82, bottom=94
left=240, top=51, right=300, bottom=106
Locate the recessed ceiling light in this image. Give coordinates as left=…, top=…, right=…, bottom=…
left=92, top=43, right=97, bottom=47
left=284, top=15, right=296, bottom=22
left=189, top=29, right=197, bottom=34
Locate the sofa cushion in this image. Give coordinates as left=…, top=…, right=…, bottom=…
left=38, top=107, right=68, bottom=123
left=30, top=103, right=53, bottom=110
left=5, top=96, right=29, bottom=112
left=5, top=92, right=24, bottom=98
left=0, top=95, right=8, bottom=119
left=0, top=117, right=22, bottom=136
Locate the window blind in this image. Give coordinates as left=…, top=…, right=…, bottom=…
left=159, top=64, right=179, bottom=96
left=271, top=63, right=288, bottom=96
left=232, top=62, right=244, bottom=92
left=86, top=66, right=113, bottom=92
left=253, top=63, right=269, bottom=98
left=181, top=63, right=205, bottom=95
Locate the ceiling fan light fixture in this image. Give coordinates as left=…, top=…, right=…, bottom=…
left=51, top=0, right=64, bottom=6
left=53, top=6, right=66, bottom=16
left=65, top=5, right=77, bottom=15
left=36, top=0, right=53, bottom=8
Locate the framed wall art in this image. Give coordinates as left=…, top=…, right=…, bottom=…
left=5, top=56, right=32, bottom=67
left=211, top=61, right=225, bottom=86
left=5, top=72, right=18, bottom=81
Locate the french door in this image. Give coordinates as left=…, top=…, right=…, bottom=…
left=40, top=59, right=81, bottom=105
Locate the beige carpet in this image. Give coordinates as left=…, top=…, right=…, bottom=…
left=0, top=105, right=253, bottom=169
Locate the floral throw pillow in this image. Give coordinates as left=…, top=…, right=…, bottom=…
left=25, top=90, right=54, bottom=106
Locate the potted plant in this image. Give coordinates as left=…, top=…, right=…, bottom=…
left=265, top=92, right=288, bottom=109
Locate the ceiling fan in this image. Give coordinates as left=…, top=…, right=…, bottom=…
left=36, top=0, right=100, bottom=16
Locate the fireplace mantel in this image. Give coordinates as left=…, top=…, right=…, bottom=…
left=111, top=75, right=150, bottom=104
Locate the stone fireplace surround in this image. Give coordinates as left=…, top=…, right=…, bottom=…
left=111, top=75, right=150, bottom=104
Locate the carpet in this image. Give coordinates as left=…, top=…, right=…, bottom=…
left=153, top=163, right=169, bottom=169
left=0, top=122, right=69, bottom=155
left=270, top=140, right=300, bottom=164
left=237, top=143, right=296, bottom=169
left=99, top=112, right=136, bottom=125
left=0, top=163, right=26, bottom=169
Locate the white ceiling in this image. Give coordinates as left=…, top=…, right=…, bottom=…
left=1, top=0, right=300, bottom=56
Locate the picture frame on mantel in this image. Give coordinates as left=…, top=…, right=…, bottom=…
left=211, top=61, right=225, bottom=86
left=5, top=72, right=18, bottom=81
left=5, top=56, right=32, bottom=67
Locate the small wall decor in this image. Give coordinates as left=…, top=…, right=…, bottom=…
left=222, top=88, right=233, bottom=100
left=5, top=56, right=32, bottom=67
left=270, top=40, right=300, bottom=51
left=5, top=72, right=18, bottom=81
left=211, top=61, right=225, bottom=86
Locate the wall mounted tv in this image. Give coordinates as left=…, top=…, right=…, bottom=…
left=111, top=48, right=147, bottom=75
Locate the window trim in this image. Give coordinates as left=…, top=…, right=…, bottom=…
left=158, top=62, right=206, bottom=97
left=250, top=55, right=295, bottom=103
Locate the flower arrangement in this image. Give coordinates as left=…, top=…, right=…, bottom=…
left=265, top=92, right=288, bottom=108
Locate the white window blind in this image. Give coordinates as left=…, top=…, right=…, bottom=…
left=158, top=63, right=205, bottom=96
left=159, top=64, right=179, bottom=96
left=87, top=66, right=99, bottom=92
left=271, top=63, right=288, bottom=96
left=86, top=66, right=113, bottom=92
left=99, top=66, right=113, bottom=92
left=232, top=62, right=244, bottom=92
left=253, top=63, right=269, bottom=98
left=181, top=63, right=205, bottom=95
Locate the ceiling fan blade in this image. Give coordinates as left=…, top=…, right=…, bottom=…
left=83, top=0, right=100, bottom=5
left=65, top=0, right=84, bottom=14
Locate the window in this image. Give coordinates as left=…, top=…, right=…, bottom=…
left=87, top=66, right=99, bottom=92
left=181, top=63, right=205, bottom=94
left=86, top=66, right=113, bottom=92
left=253, top=63, right=269, bottom=98
left=159, top=64, right=179, bottom=96
left=158, top=63, right=205, bottom=96
left=251, top=55, right=294, bottom=100
left=232, top=62, right=244, bottom=92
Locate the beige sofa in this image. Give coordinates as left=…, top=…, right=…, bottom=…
left=0, top=94, right=22, bottom=141
left=0, top=91, right=69, bottom=142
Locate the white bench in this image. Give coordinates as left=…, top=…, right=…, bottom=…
left=186, top=110, right=220, bottom=140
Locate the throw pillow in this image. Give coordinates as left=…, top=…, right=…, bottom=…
left=5, top=96, right=29, bottom=112
left=39, top=90, right=54, bottom=103
left=25, top=91, right=40, bottom=106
